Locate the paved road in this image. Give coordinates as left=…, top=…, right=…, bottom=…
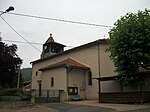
left=43, top=103, right=116, bottom=112
left=126, top=109, right=150, bottom=112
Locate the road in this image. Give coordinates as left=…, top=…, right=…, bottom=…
left=43, top=103, right=116, bottom=112
left=0, top=102, right=149, bottom=112
left=126, top=109, right=150, bottom=112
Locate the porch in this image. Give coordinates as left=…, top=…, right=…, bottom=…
left=94, top=73, right=150, bottom=103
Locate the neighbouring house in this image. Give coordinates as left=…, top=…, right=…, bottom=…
left=31, top=34, right=150, bottom=103
left=23, top=80, right=31, bottom=91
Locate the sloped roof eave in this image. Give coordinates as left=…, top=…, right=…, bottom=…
left=39, top=64, right=90, bottom=71
left=39, top=58, right=90, bottom=71
left=30, top=39, right=108, bottom=64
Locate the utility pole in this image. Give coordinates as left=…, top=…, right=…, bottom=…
left=17, top=66, right=21, bottom=88
left=0, top=32, right=2, bottom=41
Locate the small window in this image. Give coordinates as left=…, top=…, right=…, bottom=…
left=36, top=71, right=38, bottom=76
left=88, top=71, right=92, bottom=86
left=51, top=77, right=54, bottom=87
left=44, top=45, right=49, bottom=53
left=51, top=44, right=62, bottom=53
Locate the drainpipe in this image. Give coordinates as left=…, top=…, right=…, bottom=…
left=65, top=65, right=73, bottom=100
left=97, top=40, right=101, bottom=103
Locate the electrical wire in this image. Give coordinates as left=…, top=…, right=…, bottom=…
left=3, top=39, right=43, bottom=45
left=0, top=11, right=109, bottom=63
left=6, top=12, right=112, bottom=28
left=0, top=16, right=42, bottom=53
left=2, top=39, right=107, bottom=50
left=2, top=39, right=74, bottom=48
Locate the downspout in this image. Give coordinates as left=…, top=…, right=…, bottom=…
left=65, top=65, right=73, bottom=100
left=66, top=65, right=69, bottom=100
left=97, top=40, right=101, bottom=103
left=83, top=69, right=87, bottom=99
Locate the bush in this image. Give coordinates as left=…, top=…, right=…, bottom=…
left=0, top=88, right=23, bottom=96
left=0, top=88, right=31, bottom=101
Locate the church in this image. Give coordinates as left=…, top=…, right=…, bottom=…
left=31, top=34, right=150, bottom=103
left=31, top=34, right=118, bottom=101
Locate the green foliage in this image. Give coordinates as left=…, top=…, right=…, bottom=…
left=108, top=9, right=150, bottom=86
left=0, top=88, right=31, bottom=101
left=0, top=42, right=22, bottom=88
left=0, top=88, right=23, bottom=96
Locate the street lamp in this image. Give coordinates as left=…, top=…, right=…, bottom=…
left=0, top=6, right=14, bottom=16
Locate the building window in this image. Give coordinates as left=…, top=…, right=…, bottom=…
left=43, top=45, right=49, bottom=53
left=51, top=44, right=62, bottom=53
left=88, top=71, right=92, bottom=86
left=36, top=71, right=38, bottom=76
left=51, top=77, right=54, bottom=87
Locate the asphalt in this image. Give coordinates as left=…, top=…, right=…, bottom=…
left=66, top=100, right=150, bottom=111
left=0, top=100, right=150, bottom=112
left=43, top=103, right=115, bottom=112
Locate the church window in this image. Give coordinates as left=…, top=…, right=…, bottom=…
left=36, top=71, right=38, bottom=76
left=51, top=77, right=54, bottom=87
left=88, top=71, right=92, bottom=86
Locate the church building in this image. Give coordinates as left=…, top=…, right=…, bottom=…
left=31, top=34, right=150, bottom=103
left=31, top=34, right=119, bottom=101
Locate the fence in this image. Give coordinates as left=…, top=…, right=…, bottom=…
left=34, top=89, right=61, bottom=103
left=100, top=91, right=150, bottom=103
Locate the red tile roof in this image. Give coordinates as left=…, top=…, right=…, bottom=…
left=138, top=67, right=150, bottom=73
left=39, top=58, right=90, bottom=71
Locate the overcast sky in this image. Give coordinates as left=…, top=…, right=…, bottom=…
left=0, top=0, right=149, bottom=68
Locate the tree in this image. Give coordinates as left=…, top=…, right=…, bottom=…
left=0, top=41, right=22, bottom=88
left=107, top=9, right=150, bottom=87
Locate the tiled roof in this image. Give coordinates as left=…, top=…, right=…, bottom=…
left=138, top=67, right=150, bottom=73
left=39, top=58, right=90, bottom=71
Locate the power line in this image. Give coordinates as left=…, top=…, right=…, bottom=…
left=2, top=39, right=74, bottom=48
left=2, top=39, right=106, bottom=50
left=5, top=12, right=113, bottom=28
left=0, top=16, right=41, bottom=52
left=3, top=39, right=43, bottom=45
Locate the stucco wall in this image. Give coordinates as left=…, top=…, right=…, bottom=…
left=41, top=67, right=68, bottom=100
left=41, top=67, right=67, bottom=90
left=68, top=68, right=87, bottom=99
left=101, top=80, right=121, bottom=92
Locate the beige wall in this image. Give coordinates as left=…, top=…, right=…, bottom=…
left=32, top=43, right=116, bottom=99
left=41, top=67, right=66, bottom=90
left=41, top=67, right=68, bottom=100
left=68, top=68, right=87, bottom=99
left=101, top=80, right=121, bottom=92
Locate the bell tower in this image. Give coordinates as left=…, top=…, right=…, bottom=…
left=41, top=34, right=66, bottom=59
